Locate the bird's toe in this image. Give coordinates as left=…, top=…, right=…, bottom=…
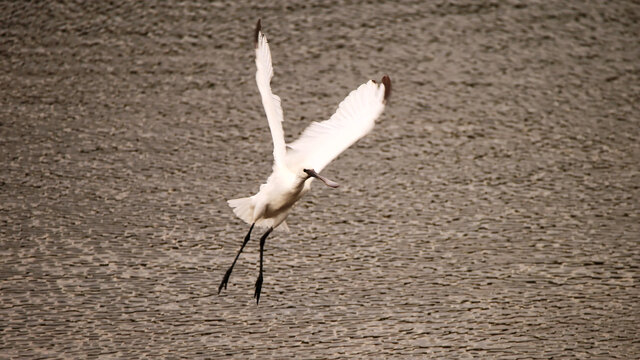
left=254, top=274, right=263, bottom=304
left=218, top=267, right=233, bottom=294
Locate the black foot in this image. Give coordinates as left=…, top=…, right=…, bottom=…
left=218, top=266, right=233, bottom=294
left=254, top=273, right=263, bottom=304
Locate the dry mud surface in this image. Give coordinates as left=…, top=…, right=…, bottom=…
left=1, top=1, right=639, bottom=358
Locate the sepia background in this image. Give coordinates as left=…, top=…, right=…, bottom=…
left=1, top=1, right=639, bottom=358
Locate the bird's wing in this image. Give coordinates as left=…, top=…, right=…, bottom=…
left=286, top=76, right=391, bottom=173
left=254, top=19, right=286, bottom=167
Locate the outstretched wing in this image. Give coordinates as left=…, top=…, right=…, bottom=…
left=286, top=76, right=391, bottom=173
left=254, top=19, right=286, bottom=167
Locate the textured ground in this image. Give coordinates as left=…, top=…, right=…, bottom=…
left=1, top=0, right=639, bottom=358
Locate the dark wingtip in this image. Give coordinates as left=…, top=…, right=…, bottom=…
left=381, top=75, right=391, bottom=103
left=254, top=19, right=261, bottom=48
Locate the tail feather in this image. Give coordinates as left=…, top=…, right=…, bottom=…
left=228, top=196, right=289, bottom=231
left=227, top=197, right=254, bottom=225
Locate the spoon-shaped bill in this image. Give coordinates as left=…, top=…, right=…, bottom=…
left=304, top=169, right=340, bottom=188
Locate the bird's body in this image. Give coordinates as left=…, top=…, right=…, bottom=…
left=219, top=19, right=390, bottom=303
left=228, top=166, right=310, bottom=231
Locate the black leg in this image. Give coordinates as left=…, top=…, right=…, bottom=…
left=218, top=223, right=255, bottom=294
left=254, top=227, right=273, bottom=304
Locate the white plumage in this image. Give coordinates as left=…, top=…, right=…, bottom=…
left=220, top=19, right=391, bottom=303
left=228, top=20, right=390, bottom=231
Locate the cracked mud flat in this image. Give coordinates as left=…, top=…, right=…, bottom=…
left=1, top=1, right=639, bottom=358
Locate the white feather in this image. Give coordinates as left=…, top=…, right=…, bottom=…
left=255, top=28, right=286, bottom=168
left=286, top=80, right=386, bottom=173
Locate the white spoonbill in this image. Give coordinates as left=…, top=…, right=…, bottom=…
left=219, top=19, right=391, bottom=304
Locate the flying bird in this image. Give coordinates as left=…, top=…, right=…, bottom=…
left=219, top=19, right=391, bottom=304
